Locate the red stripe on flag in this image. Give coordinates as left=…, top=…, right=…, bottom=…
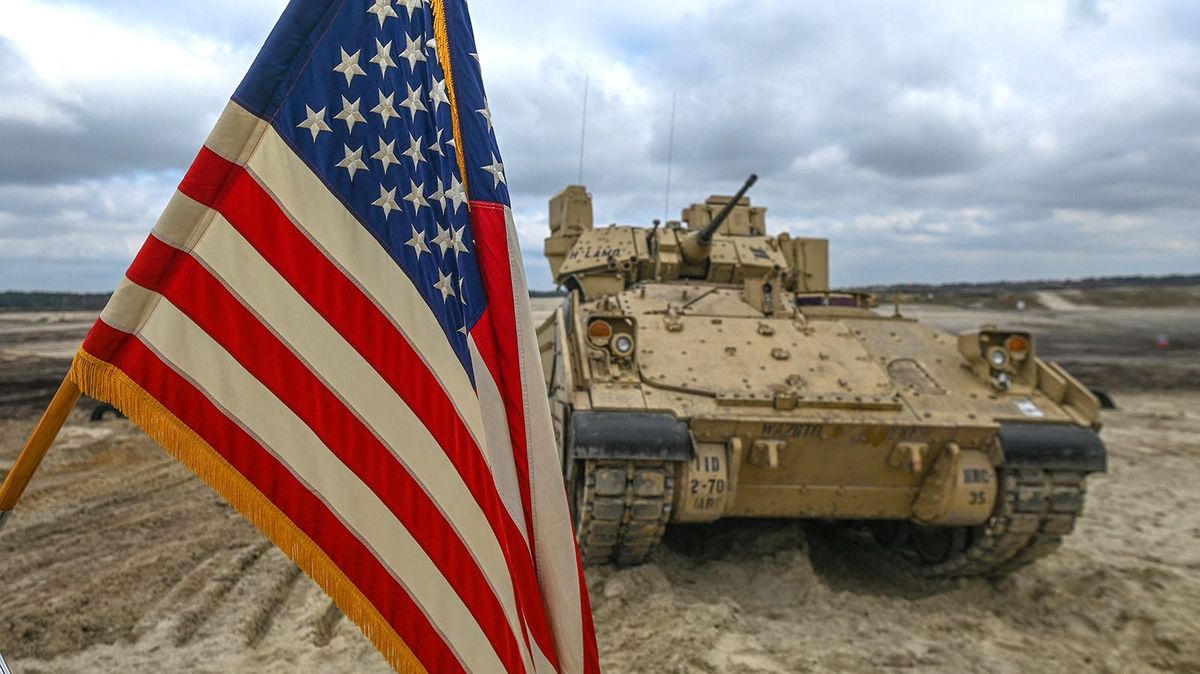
left=120, top=235, right=531, bottom=674
left=465, top=202, right=535, bottom=554
left=177, top=146, right=560, bottom=669
left=575, top=543, right=602, bottom=674
left=82, top=320, right=467, bottom=673
left=468, top=201, right=602, bottom=674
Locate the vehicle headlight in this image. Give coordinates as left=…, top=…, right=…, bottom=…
left=1005, top=334, right=1030, bottom=361
left=613, top=334, right=634, bottom=355
left=988, top=348, right=1009, bottom=368
left=588, top=319, right=612, bottom=346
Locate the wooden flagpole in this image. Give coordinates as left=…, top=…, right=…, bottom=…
left=0, top=375, right=81, bottom=532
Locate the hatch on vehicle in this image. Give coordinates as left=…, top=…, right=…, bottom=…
left=636, top=315, right=901, bottom=409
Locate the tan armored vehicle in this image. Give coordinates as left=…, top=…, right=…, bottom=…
left=537, top=176, right=1107, bottom=576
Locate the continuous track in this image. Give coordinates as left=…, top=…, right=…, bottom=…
left=572, top=455, right=1089, bottom=576
left=897, top=468, right=1088, bottom=577
left=575, top=459, right=674, bottom=565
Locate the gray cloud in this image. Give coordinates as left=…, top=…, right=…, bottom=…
left=0, top=9, right=259, bottom=186
left=0, top=174, right=178, bottom=290
left=62, top=0, right=287, bottom=46
left=844, top=117, right=988, bottom=179
left=1068, top=0, right=1111, bottom=27
left=0, top=106, right=214, bottom=187
left=1, top=0, right=1198, bottom=292
left=470, top=0, right=1200, bottom=287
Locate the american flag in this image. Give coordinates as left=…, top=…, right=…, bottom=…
left=69, top=1, right=599, bottom=672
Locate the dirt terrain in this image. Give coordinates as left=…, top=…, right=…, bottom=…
left=1, top=298, right=1198, bottom=673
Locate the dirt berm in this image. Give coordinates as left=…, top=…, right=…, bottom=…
left=1, top=303, right=1198, bottom=673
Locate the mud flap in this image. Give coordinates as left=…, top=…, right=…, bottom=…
left=999, top=423, right=1107, bottom=473
left=568, top=412, right=692, bottom=461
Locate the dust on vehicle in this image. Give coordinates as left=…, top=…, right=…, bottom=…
left=537, top=176, right=1106, bottom=576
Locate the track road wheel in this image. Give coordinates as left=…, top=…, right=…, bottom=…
left=909, top=525, right=967, bottom=564
left=904, top=468, right=1088, bottom=577
left=869, top=520, right=909, bottom=549
left=572, top=459, right=675, bottom=565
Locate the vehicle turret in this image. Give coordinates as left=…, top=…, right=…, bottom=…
left=543, top=176, right=832, bottom=300
left=678, top=174, right=758, bottom=264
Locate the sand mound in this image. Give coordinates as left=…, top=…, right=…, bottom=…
left=2, top=302, right=1200, bottom=672
left=2, top=392, right=1199, bottom=673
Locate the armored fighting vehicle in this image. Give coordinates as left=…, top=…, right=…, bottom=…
left=536, top=176, right=1107, bottom=576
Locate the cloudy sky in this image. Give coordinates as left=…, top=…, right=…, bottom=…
left=1, top=0, right=1197, bottom=291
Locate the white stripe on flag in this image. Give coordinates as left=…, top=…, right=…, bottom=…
left=503, top=207, right=590, bottom=672
left=132, top=296, right=507, bottom=673
left=469, top=337, right=531, bottom=539
left=181, top=212, right=531, bottom=663
left=243, top=127, right=489, bottom=453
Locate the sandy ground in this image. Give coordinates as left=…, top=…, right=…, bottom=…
left=1, top=302, right=1198, bottom=673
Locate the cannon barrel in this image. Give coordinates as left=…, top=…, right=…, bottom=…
left=679, top=174, right=758, bottom=264
left=696, top=173, right=758, bottom=245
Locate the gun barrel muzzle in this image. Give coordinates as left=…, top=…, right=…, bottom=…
left=699, top=173, right=758, bottom=244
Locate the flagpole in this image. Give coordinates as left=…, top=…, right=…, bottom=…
left=0, top=375, right=81, bottom=532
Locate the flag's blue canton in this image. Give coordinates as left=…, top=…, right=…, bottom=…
left=235, top=0, right=511, bottom=378
left=442, top=0, right=510, bottom=206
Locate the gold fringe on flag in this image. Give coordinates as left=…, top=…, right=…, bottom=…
left=69, top=349, right=427, bottom=674
left=433, top=0, right=469, bottom=195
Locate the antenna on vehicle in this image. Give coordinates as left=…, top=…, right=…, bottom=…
left=577, top=74, right=589, bottom=185
left=651, top=218, right=663, bottom=281
left=663, top=90, right=677, bottom=221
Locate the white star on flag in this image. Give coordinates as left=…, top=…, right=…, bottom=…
left=366, top=0, right=397, bottom=27
left=476, top=104, right=493, bottom=132
left=430, top=176, right=447, bottom=210
left=403, top=179, right=429, bottom=214
left=430, top=77, right=450, bottom=112
left=400, top=34, right=428, bottom=69
left=333, top=48, right=366, bottom=86
left=433, top=269, right=456, bottom=301
left=372, top=185, right=400, bottom=218
left=403, top=134, right=426, bottom=168
left=446, top=175, right=466, bottom=212
left=370, top=39, right=396, bottom=76
left=400, top=84, right=427, bottom=119
left=336, top=144, right=368, bottom=180
left=432, top=223, right=452, bottom=255
left=428, top=128, right=446, bottom=156
left=396, top=0, right=426, bottom=19
left=372, top=136, right=400, bottom=172
left=481, top=154, right=505, bottom=187
left=334, top=96, right=365, bottom=133
left=450, top=225, right=469, bottom=256
left=405, top=226, right=430, bottom=259
left=372, top=90, right=399, bottom=126
left=297, top=105, right=331, bottom=141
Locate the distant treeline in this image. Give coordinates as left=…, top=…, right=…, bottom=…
left=4, top=274, right=1193, bottom=311
left=2, top=288, right=567, bottom=311
left=0, top=292, right=112, bottom=312
left=855, top=273, right=1200, bottom=294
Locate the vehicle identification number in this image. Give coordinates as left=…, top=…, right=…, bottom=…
left=680, top=445, right=730, bottom=520
left=758, top=423, right=822, bottom=439
left=1015, top=399, right=1045, bottom=418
